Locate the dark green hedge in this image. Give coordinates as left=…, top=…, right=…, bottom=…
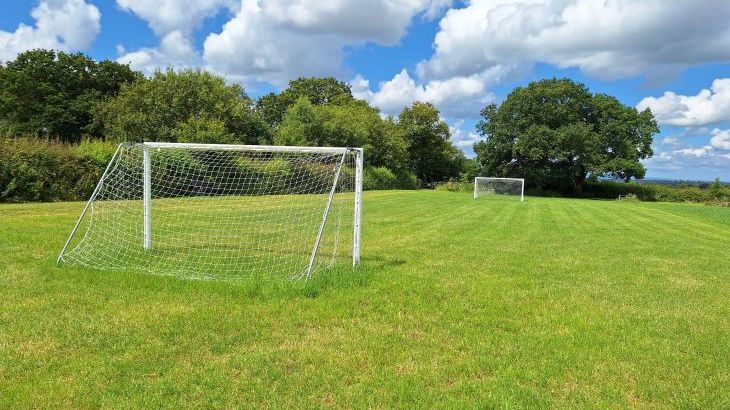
left=0, top=137, right=417, bottom=202
left=581, top=180, right=730, bottom=203
left=0, top=137, right=116, bottom=202
left=436, top=179, right=729, bottom=204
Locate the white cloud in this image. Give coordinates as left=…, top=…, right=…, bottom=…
left=636, top=79, right=730, bottom=127
left=114, top=0, right=236, bottom=74
left=662, top=136, right=681, bottom=146
left=418, top=0, right=730, bottom=82
left=261, top=0, right=451, bottom=44
left=710, top=128, right=730, bottom=151
left=116, top=0, right=448, bottom=84
left=202, top=0, right=451, bottom=85
left=351, top=66, right=518, bottom=118
left=116, top=0, right=237, bottom=36
left=202, top=1, right=343, bottom=85
left=117, top=31, right=200, bottom=74
left=0, top=0, right=101, bottom=61
left=646, top=127, right=730, bottom=178
left=449, top=120, right=483, bottom=156
left=674, top=146, right=713, bottom=158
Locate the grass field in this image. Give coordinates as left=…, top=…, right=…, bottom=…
left=1, top=190, right=728, bottom=408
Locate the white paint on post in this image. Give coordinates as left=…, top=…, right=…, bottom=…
left=306, top=152, right=347, bottom=279
left=520, top=178, right=525, bottom=202
left=143, top=146, right=152, bottom=251
left=142, top=142, right=350, bottom=155
left=353, top=148, right=363, bottom=266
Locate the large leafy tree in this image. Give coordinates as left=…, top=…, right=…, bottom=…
left=475, top=78, right=658, bottom=192
left=256, top=77, right=354, bottom=130
left=398, top=102, right=464, bottom=186
left=0, top=49, right=142, bottom=141
left=275, top=97, right=409, bottom=173
left=97, top=69, right=269, bottom=144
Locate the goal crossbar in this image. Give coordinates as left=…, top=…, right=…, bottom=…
left=141, top=142, right=353, bottom=154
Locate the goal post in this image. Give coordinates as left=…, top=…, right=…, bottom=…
left=58, top=142, right=364, bottom=280
left=474, top=177, right=525, bottom=201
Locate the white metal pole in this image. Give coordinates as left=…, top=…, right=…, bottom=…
left=307, top=152, right=347, bottom=279
left=143, top=146, right=152, bottom=250
left=474, top=177, right=478, bottom=199
left=520, top=178, right=525, bottom=202
left=353, top=148, right=363, bottom=266
left=57, top=144, right=124, bottom=265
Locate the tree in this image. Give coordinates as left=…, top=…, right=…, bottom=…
left=709, top=177, right=724, bottom=201
left=97, top=69, right=269, bottom=144
left=398, top=102, right=464, bottom=186
left=256, top=77, right=353, bottom=129
left=275, top=97, right=409, bottom=174
left=0, top=49, right=142, bottom=141
left=475, top=78, right=658, bottom=193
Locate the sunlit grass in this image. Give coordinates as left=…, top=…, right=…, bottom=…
left=0, top=190, right=728, bottom=408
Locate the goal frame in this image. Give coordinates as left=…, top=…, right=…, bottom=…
left=57, top=142, right=364, bottom=277
left=473, top=177, right=525, bottom=202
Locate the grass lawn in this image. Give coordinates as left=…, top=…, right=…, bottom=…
left=1, top=190, right=728, bottom=408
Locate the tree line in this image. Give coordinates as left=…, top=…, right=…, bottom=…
left=1, top=49, right=662, bottom=197
left=0, top=50, right=465, bottom=190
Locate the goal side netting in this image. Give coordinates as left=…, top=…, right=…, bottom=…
left=58, top=142, right=363, bottom=281
left=474, top=177, right=524, bottom=201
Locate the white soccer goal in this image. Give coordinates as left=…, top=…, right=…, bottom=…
left=474, top=177, right=524, bottom=201
left=58, top=142, right=363, bottom=281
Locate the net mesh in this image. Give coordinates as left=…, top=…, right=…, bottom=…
left=474, top=177, right=524, bottom=200
left=60, top=143, right=359, bottom=281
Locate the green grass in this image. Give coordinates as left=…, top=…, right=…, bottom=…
left=1, top=190, right=728, bottom=408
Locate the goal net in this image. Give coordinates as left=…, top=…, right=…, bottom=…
left=474, top=177, right=524, bottom=201
left=58, top=142, right=363, bottom=281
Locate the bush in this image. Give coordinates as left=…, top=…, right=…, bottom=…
left=0, top=137, right=105, bottom=202
left=364, top=166, right=396, bottom=190
left=75, top=138, right=118, bottom=166
left=394, top=171, right=418, bottom=190
left=435, top=181, right=471, bottom=192
left=580, top=180, right=729, bottom=204
left=362, top=166, right=419, bottom=190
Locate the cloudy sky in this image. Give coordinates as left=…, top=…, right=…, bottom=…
left=2, top=0, right=729, bottom=180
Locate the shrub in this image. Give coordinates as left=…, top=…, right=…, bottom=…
left=435, top=181, right=471, bottom=192
left=364, top=166, right=397, bottom=190
left=580, top=180, right=728, bottom=204
left=75, top=138, right=118, bottom=166
left=0, top=137, right=103, bottom=202
left=394, top=171, right=418, bottom=190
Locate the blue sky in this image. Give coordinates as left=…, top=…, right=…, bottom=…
left=2, top=0, right=729, bottom=181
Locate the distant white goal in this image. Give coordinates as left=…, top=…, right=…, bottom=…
left=58, top=142, right=363, bottom=281
left=474, top=177, right=524, bottom=201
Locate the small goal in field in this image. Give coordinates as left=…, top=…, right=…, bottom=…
left=57, top=142, right=363, bottom=281
left=474, top=177, right=525, bottom=201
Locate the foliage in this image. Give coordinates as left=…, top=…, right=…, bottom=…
left=97, top=69, right=268, bottom=144
left=2, top=191, right=728, bottom=407
left=435, top=180, right=472, bottom=192
left=0, top=49, right=142, bottom=141
left=363, top=166, right=398, bottom=190
left=578, top=180, right=730, bottom=203
left=475, top=78, right=658, bottom=193
left=275, top=97, right=415, bottom=187
left=256, top=77, right=353, bottom=129
left=0, top=136, right=114, bottom=202
left=399, top=102, right=465, bottom=186
left=709, top=177, right=726, bottom=201
left=74, top=138, right=118, bottom=166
